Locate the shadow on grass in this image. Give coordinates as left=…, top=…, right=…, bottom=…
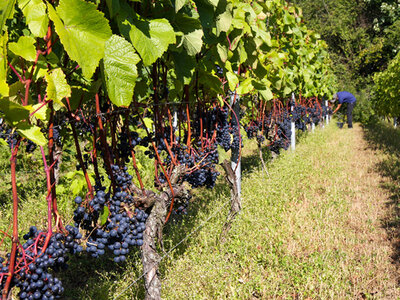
left=362, top=121, right=400, bottom=268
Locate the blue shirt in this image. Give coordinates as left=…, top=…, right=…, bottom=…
left=337, top=91, right=356, bottom=104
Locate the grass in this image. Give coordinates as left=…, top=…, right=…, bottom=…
left=1, top=121, right=400, bottom=299
left=157, top=123, right=400, bottom=299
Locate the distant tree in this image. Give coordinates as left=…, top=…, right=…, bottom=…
left=293, top=0, right=400, bottom=87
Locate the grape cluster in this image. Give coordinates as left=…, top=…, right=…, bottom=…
left=244, top=99, right=327, bottom=154
left=0, top=122, right=18, bottom=148
left=117, top=131, right=142, bottom=163
left=215, top=65, right=224, bottom=76
left=245, top=122, right=260, bottom=139
left=184, top=153, right=220, bottom=189
left=230, top=128, right=242, bottom=154
left=73, top=165, right=148, bottom=263
left=166, top=142, right=220, bottom=189
left=215, top=107, right=232, bottom=151
left=0, top=121, right=37, bottom=153
left=0, top=224, right=83, bottom=300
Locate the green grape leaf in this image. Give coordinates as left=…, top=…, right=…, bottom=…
left=0, top=80, right=7, bottom=97
left=198, top=70, right=222, bottom=94
left=8, top=36, right=36, bottom=61
left=30, top=103, right=49, bottom=122
left=206, top=0, right=218, bottom=7
left=175, top=14, right=203, bottom=56
left=283, top=86, right=292, bottom=96
left=69, top=80, right=102, bottom=110
left=216, top=43, right=228, bottom=62
left=129, top=17, right=175, bottom=66
left=237, top=78, right=253, bottom=95
left=253, top=80, right=273, bottom=101
left=103, top=35, right=140, bottom=107
left=18, top=0, right=48, bottom=37
left=215, top=4, right=232, bottom=35
left=226, top=71, right=238, bottom=91
left=258, top=87, right=273, bottom=101
left=172, top=51, right=195, bottom=85
left=0, top=138, right=7, bottom=146
left=0, top=97, right=30, bottom=126
left=142, top=117, right=153, bottom=129
left=0, top=0, right=16, bottom=33
left=45, top=68, right=71, bottom=105
left=47, top=0, right=112, bottom=78
left=106, top=0, right=120, bottom=18
left=16, top=123, right=47, bottom=146
left=30, top=56, right=48, bottom=81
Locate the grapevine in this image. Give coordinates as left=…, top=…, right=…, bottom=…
left=0, top=0, right=336, bottom=299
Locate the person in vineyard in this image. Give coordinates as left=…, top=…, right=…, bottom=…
left=330, top=91, right=357, bottom=128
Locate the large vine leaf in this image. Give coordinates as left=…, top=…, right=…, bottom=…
left=215, top=2, right=232, bottom=35
left=47, top=0, right=112, bottom=78
left=8, top=36, right=36, bottom=61
left=129, top=17, right=176, bottom=66
left=103, top=35, right=140, bottom=107
left=17, top=123, right=47, bottom=146
left=45, top=68, right=71, bottom=105
left=18, top=0, right=48, bottom=37
left=0, top=97, right=30, bottom=126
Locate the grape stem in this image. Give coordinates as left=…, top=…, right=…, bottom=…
left=2, top=138, right=21, bottom=300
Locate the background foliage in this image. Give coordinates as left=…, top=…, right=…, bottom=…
left=293, top=0, right=400, bottom=120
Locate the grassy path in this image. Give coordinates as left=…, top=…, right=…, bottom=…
left=155, top=123, right=400, bottom=299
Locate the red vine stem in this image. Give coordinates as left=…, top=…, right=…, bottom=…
left=29, top=98, right=51, bottom=117
left=2, top=138, right=21, bottom=300
left=40, top=146, right=53, bottom=236
left=7, top=62, right=23, bottom=82
left=48, top=102, right=64, bottom=230
left=137, top=115, right=176, bottom=223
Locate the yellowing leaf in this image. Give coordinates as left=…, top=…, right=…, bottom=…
left=45, top=68, right=71, bottom=104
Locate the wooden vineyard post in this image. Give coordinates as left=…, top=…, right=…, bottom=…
left=219, top=90, right=242, bottom=243
left=230, top=91, right=241, bottom=198
left=325, top=100, right=329, bottom=125
left=291, top=93, right=296, bottom=151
